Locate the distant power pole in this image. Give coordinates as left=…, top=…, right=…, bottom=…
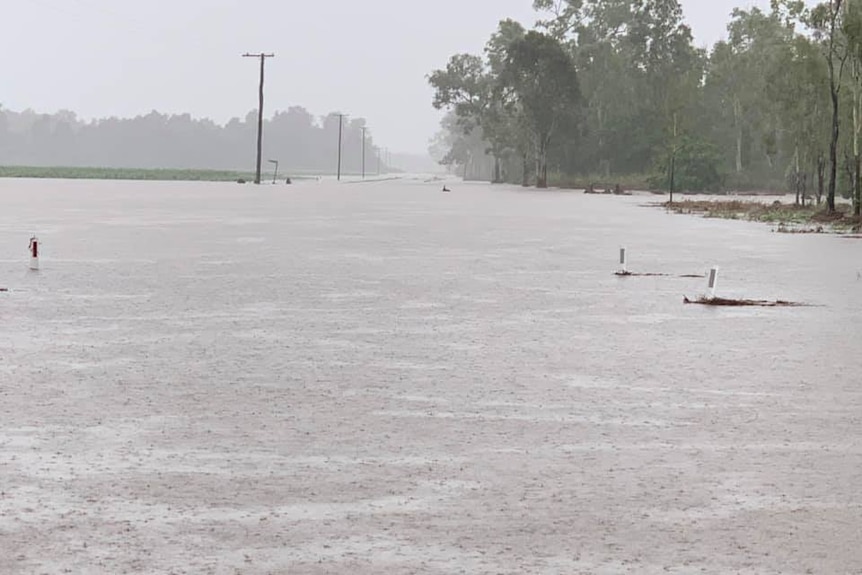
left=242, top=52, right=275, bottom=185
left=337, top=113, right=346, bottom=181
left=360, top=126, right=368, bottom=179
left=376, top=147, right=381, bottom=176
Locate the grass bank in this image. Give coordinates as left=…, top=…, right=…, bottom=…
left=0, top=166, right=261, bottom=182
left=662, top=199, right=862, bottom=233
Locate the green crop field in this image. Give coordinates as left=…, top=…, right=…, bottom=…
left=0, top=166, right=261, bottom=182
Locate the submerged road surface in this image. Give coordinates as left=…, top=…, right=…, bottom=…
left=1, top=177, right=861, bottom=574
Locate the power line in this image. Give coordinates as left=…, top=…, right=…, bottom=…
left=242, top=52, right=275, bottom=185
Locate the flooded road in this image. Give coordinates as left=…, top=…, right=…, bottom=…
left=1, top=177, right=861, bottom=574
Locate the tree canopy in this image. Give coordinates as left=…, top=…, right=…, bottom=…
left=429, top=0, right=862, bottom=212
left=0, top=106, right=386, bottom=176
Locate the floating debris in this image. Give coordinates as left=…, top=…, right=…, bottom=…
left=615, top=271, right=705, bottom=278
left=683, top=296, right=807, bottom=307
left=586, top=183, right=631, bottom=195
left=775, top=223, right=824, bottom=234
left=615, top=271, right=669, bottom=277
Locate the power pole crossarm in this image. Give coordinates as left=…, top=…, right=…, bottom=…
left=243, top=53, right=275, bottom=185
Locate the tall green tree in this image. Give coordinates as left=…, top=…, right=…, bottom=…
left=810, top=0, right=850, bottom=212
left=767, top=32, right=830, bottom=204
left=497, top=31, right=582, bottom=188
left=844, top=0, right=862, bottom=214
left=707, top=8, right=794, bottom=178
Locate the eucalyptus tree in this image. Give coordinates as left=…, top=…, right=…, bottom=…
left=497, top=31, right=582, bottom=188
left=767, top=33, right=831, bottom=204
left=843, top=0, right=862, bottom=214
left=707, top=8, right=795, bottom=178
left=428, top=21, right=529, bottom=183
left=809, top=0, right=850, bottom=212
left=533, top=0, right=704, bottom=179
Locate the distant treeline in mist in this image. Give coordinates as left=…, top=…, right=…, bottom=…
left=429, top=0, right=862, bottom=214
left=0, top=106, right=390, bottom=175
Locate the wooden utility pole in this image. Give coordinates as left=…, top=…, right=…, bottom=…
left=243, top=52, right=275, bottom=185
left=361, top=126, right=368, bottom=179
left=337, top=114, right=346, bottom=181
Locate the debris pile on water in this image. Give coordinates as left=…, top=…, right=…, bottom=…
left=683, top=296, right=806, bottom=307
left=615, top=271, right=667, bottom=277
left=615, top=271, right=705, bottom=278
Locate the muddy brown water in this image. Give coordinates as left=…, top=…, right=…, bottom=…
left=1, top=177, right=861, bottom=573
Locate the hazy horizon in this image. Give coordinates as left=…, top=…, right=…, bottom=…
left=2, top=0, right=799, bottom=157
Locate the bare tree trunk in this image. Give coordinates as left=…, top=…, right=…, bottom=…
left=795, top=175, right=801, bottom=207
left=853, top=61, right=862, bottom=216
left=534, top=155, right=541, bottom=187
left=522, top=152, right=529, bottom=187
left=669, top=154, right=676, bottom=205
left=826, top=1, right=846, bottom=214
left=669, top=113, right=678, bottom=204
left=794, top=145, right=801, bottom=206
left=818, top=153, right=826, bottom=206
left=537, top=138, right=549, bottom=189
left=734, top=98, right=743, bottom=174
left=831, top=98, right=840, bottom=213
left=597, top=105, right=610, bottom=180
left=854, top=78, right=861, bottom=215
left=855, top=154, right=861, bottom=216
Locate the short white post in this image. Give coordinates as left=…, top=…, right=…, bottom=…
left=619, top=246, right=627, bottom=274
left=28, top=236, right=40, bottom=271
left=707, top=266, right=719, bottom=299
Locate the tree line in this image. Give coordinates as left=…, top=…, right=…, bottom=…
left=0, top=106, right=387, bottom=176
left=428, top=0, right=862, bottom=215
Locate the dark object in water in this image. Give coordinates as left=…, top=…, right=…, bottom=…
left=586, top=183, right=630, bottom=195
left=442, top=185, right=451, bottom=192
left=615, top=271, right=669, bottom=277
left=0, top=287, right=8, bottom=292
left=285, top=177, right=292, bottom=185
left=237, top=178, right=247, bottom=184
left=683, top=296, right=806, bottom=307
left=616, top=271, right=706, bottom=278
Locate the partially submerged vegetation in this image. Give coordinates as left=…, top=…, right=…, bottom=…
left=553, top=173, right=650, bottom=193
left=663, top=199, right=862, bottom=233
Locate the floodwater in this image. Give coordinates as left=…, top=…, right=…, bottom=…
left=1, top=177, right=861, bottom=574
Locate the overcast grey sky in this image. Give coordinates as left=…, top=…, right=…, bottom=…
left=2, top=0, right=786, bottom=155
